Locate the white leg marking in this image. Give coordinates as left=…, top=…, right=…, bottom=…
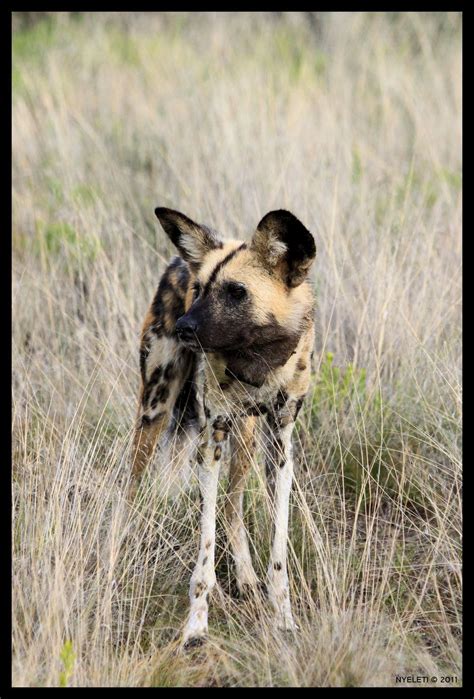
left=182, top=420, right=226, bottom=647
left=266, top=421, right=297, bottom=631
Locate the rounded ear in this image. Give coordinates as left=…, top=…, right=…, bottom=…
left=251, top=210, right=316, bottom=287
left=154, top=207, right=223, bottom=269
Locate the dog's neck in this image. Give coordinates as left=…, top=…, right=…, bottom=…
left=202, top=303, right=313, bottom=390
left=221, top=333, right=300, bottom=388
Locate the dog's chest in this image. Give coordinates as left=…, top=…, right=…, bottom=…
left=197, top=352, right=282, bottom=416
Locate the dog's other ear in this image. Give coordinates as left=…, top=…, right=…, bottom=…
left=154, top=207, right=223, bottom=270
left=251, top=209, right=316, bottom=288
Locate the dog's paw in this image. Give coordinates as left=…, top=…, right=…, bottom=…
left=182, top=635, right=207, bottom=652
left=276, top=617, right=300, bottom=634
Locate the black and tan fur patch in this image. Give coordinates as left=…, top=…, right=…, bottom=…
left=132, top=207, right=316, bottom=489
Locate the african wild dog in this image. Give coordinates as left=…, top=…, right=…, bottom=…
left=131, top=207, right=316, bottom=648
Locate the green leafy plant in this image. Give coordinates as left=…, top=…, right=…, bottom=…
left=35, top=220, right=101, bottom=261
left=59, top=640, right=76, bottom=687
left=311, top=352, right=367, bottom=421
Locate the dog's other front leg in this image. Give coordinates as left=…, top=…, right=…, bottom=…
left=265, top=416, right=298, bottom=632
left=182, top=415, right=230, bottom=649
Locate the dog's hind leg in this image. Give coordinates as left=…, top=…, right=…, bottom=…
left=131, top=329, right=192, bottom=488
left=225, top=415, right=260, bottom=597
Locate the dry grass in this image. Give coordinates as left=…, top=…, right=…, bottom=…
left=12, top=11, right=462, bottom=687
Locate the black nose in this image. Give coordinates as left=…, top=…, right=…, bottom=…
left=175, top=316, right=198, bottom=341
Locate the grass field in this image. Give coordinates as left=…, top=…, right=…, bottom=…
left=12, top=11, right=462, bottom=687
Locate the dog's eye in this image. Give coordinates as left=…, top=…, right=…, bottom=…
left=193, top=281, right=201, bottom=298
left=226, top=282, right=247, bottom=300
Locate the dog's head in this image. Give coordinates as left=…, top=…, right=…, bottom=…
left=155, top=207, right=316, bottom=385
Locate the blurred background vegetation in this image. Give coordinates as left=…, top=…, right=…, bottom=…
left=12, top=12, right=461, bottom=688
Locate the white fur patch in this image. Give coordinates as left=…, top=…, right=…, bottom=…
left=182, top=436, right=221, bottom=645
left=266, top=422, right=297, bottom=630
left=180, top=230, right=207, bottom=266
left=266, top=233, right=288, bottom=266
left=145, top=335, right=177, bottom=382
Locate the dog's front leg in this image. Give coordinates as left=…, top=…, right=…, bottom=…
left=265, top=417, right=298, bottom=632
left=182, top=415, right=230, bottom=649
